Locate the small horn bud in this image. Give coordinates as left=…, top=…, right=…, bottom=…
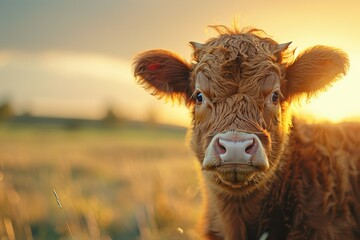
left=189, top=41, right=204, bottom=51
left=277, top=42, right=292, bottom=52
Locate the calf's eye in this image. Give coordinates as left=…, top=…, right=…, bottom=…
left=271, top=92, right=280, bottom=104
left=196, top=92, right=204, bottom=104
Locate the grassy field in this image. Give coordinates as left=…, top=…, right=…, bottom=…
left=0, top=123, right=202, bottom=240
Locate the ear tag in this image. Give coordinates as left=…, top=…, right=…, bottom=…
left=147, top=63, right=162, bottom=71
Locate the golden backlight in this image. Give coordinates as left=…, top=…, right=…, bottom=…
left=298, top=53, right=360, bottom=123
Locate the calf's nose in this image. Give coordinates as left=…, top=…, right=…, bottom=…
left=215, top=137, right=257, bottom=164
left=205, top=132, right=269, bottom=170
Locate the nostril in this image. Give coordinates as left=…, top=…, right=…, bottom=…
left=215, top=138, right=227, bottom=154
left=245, top=138, right=256, bottom=155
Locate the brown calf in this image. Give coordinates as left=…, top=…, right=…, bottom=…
left=133, top=25, right=360, bottom=240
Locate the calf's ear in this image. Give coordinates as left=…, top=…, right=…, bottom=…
left=284, top=46, right=349, bottom=99
left=133, top=49, right=193, bottom=105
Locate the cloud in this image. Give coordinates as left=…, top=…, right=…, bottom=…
left=40, top=51, right=133, bottom=83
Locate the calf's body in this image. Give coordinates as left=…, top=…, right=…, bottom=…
left=202, top=122, right=360, bottom=239
left=133, top=25, right=360, bottom=239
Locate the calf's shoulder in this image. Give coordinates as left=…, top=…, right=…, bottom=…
left=276, top=121, right=360, bottom=239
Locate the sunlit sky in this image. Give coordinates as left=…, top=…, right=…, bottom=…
left=0, top=0, right=359, bottom=127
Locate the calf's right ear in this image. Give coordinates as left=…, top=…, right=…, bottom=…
left=133, top=50, right=193, bottom=105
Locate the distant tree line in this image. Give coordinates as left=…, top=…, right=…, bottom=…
left=0, top=100, right=162, bottom=128
left=0, top=101, right=14, bottom=121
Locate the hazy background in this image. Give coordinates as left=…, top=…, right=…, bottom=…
left=0, top=1, right=360, bottom=239
left=1, top=0, right=360, bottom=126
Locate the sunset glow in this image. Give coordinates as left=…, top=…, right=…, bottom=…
left=297, top=53, right=360, bottom=123
left=1, top=49, right=359, bottom=127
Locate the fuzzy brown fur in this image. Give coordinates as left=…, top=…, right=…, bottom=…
left=133, top=25, right=359, bottom=239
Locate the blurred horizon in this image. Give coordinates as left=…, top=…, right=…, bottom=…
left=1, top=0, right=360, bottom=127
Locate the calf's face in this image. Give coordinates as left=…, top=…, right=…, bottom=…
left=133, top=28, right=348, bottom=195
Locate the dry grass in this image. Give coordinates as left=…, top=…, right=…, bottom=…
left=0, top=124, right=202, bottom=239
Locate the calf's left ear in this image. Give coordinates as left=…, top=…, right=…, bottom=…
left=284, top=46, right=349, bottom=99
left=133, top=49, right=193, bottom=105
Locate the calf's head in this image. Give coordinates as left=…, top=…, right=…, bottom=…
left=133, top=26, right=348, bottom=196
